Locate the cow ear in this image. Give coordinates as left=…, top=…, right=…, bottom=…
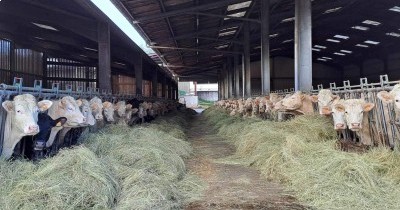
left=377, top=91, right=394, bottom=104
left=300, top=94, right=306, bottom=101
left=126, top=104, right=132, bottom=110
left=54, top=117, right=67, bottom=127
left=37, top=100, right=53, bottom=111
left=76, top=99, right=83, bottom=107
left=335, top=104, right=345, bottom=112
left=2, top=101, right=13, bottom=112
left=363, top=103, right=375, bottom=112
left=310, top=95, right=318, bottom=103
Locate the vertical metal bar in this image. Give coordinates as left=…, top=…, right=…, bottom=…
left=234, top=45, right=240, bottom=98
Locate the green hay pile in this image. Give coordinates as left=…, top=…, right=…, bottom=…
left=0, top=147, right=119, bottom=210
left=0, top=109, right=204, bottom=210
left=205, top=107, right=400, bottom=209
left=85, top=110, right=203, bottom=209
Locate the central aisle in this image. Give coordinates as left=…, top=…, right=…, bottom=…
left=184, top=114, right=307, bottom=210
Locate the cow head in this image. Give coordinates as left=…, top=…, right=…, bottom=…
left=1, top=94, right=52, bottom=159
left=89, top=97, right=104, bottom=121
left=2, top=94, right=52, bottom=135
left=77, top=99, right=95, bottom=126
left=377, top=84, right=400, bottom=111
left=311, top=89, right=340, bottom=116
left=35, top=113, right=67, bottom=150
left=282, top=92, right=309, bottom=110
left=49, top=96, right=86, bottom=127
left=331, top=100, right=346, bottom=130
left=115, top=101, right=127, bottom=118
left=102, top=101, right=115, bottom=122
left=337, top=99, right=375, bottom=131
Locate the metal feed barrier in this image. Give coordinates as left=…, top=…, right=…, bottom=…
left=0, top=77, right=175, bottom=158
left=269, top=75, right=400, bottom=149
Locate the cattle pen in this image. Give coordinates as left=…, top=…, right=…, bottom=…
left=2, top=0, right=400, bottom=210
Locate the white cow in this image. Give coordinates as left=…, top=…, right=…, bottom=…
left=335, top=99, right=375, bottom=146
left=1, top=94, right=52, bottom=159
left=311, top=89, right=340, bottom=115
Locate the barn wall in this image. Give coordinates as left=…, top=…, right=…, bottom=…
left=343, top=52, right=400, bottom=85
left=197, top=91, right=218, bottom=101
left=245, top=56, right=341, bottom=92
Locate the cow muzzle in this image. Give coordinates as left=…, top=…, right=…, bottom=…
left=350, top=123, right=361, bottom=131
left=334, top=123, right=345, bottom=130
left=25, top=124, right=39, bottom=134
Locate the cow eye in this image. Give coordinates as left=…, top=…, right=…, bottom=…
left=17, top=110, right=21, bottom=113
left=396, top=100, right=399, bottom=102
left=345, top=111, right=348, bottom=114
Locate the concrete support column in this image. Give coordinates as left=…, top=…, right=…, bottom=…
left=244, top=22, right=251, bottom=98
left=161, top=75, right=167, bottom=98
left=134, top=55, right=143, bottom=96
left=234, top=45, right=240, bottom=98
left=152, top=68, right=158, bottom=97
left=98, top=22, right=111, bottom=91
left=261, top=0, right=271, bottom=95
left=295, top=0, right=312, bottom=91
left=227, top=57, right=233, bottom=98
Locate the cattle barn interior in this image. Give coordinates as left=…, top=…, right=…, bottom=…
left=2, top=0, right=400, bottom=209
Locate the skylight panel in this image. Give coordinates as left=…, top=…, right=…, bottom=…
left=389, top=6, right=400, bottom=13
left=386, top=32, right=400, bottom=37
left=32, top=22, right=58, bottom=31
left=229, top=11, right=246, bottom=17
left=334, top=35, right=349, bottom=40
left=281, top=17, right=295, bottom=23
left=317, top=58, right=328, bottom=61
left=312, top=48, right=321, bottom=51
left=34, top=37, right=45, bottom=40
left=362, top=20, right=381, bottom=26
left=215, top=44, right=228, bottom=49
left=282, top=39, right=294, bottom=43
left=227, top=1, right=252, bottom=11
left=322, top=57, right=333, bottom=60
left=324, top=7, right=342, bottom=14
left=327, top=39, right=340, bottom=43
left=84, top=47, right=98, bottom=52
left=340, top=50, right=352, bottom=54
left=334, top=52, right=346, bottom=56
left=219, top=30, right=236, bottom=36
left=314, top=45, right=327, bottom=49
left=352, top=26, right=369, bottom=31
left=364, top=40, right=380, bottom=45
left=271, top=48, right=281, bottom=52
left=356, top=44, right=369, bottom=48
left=269, top=33, right=279, bottom=38
left=79, top=54, right=88, bottom=57
left=114, top=62, right=126, bottom=66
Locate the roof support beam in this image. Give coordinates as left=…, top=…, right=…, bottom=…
left=149, top=45, right=241, bottom=55
left=135, top=0, right=247, bottom=23
left=188, top=12, right=261, bottom=23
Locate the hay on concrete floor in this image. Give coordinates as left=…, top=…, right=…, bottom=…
left=205, top=107, right=400, bottom=210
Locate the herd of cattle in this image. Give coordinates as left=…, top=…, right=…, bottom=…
left=216, top=85, right=400, bottom=148
left=1, top=94, right=181, bottom=160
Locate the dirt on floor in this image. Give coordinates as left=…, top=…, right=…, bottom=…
left=184, top=115, right=309, bottom=210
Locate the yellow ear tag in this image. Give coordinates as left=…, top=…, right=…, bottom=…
left=56, top=122, right=62, bottom=127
